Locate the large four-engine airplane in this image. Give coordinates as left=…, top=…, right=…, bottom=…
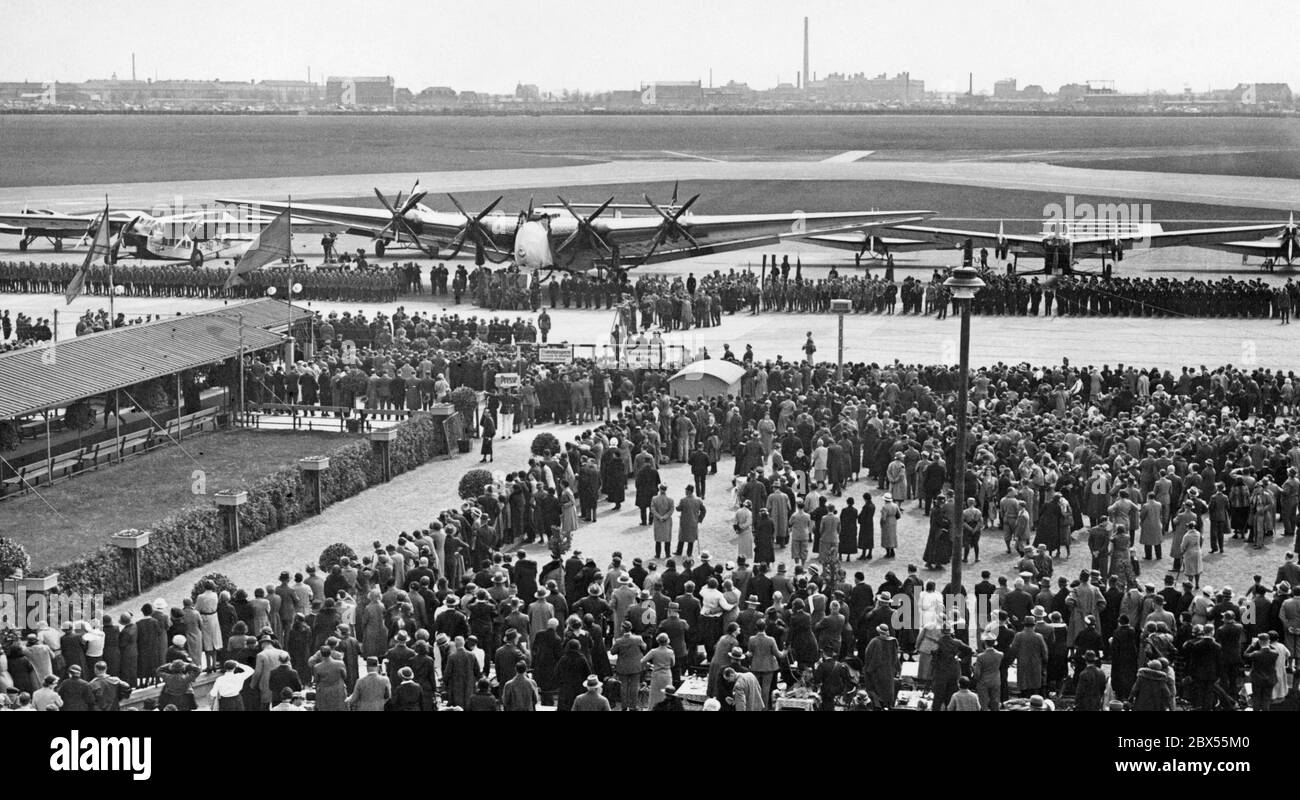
left=219, top=181, right=937, bottom=275
left=0, top=207, right=329, bottom=264
left=802, top=215, right=1300, bottom=273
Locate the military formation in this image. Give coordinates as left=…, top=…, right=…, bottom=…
left=1, top=258, right=1296, bottom=322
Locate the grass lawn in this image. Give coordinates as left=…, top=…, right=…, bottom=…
left=4, top=428, right=347, bottom=570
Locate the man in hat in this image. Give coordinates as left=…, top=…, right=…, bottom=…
left=611, top=622, right=648, bottom=710
left=971, top=635, right=1002, bottom=711
left=726, top=665, right=766, bottom=711
left=347, top=657, right=392, bottom=711
left=251, top=633, right=290, bottom=710
left=502, top=660, right=540, bottom=711
left=862, top=622, right=900, bottom=707
left=652, top=683, right=685, bottom=711
left=1073, top=650, right=1108, bottom=711
left=811, top=646, right=851, bottom=711
left=55, top=665, right=95, bottom=711
left=572, top=674, right=611, bottom=711
left=528, top=589, right=556, bottom=637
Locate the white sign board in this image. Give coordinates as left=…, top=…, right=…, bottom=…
left=538, top=344, right=573, bottom=365
left=495, top=372, right=521, bottom=389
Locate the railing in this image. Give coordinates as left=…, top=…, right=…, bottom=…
left=236, top=403, right=413, bottom=433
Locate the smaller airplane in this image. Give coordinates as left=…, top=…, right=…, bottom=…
left=803, top=216, right=1298, bottom=273
left=1196, top=212, right=1300, bottom=265
left=0, top=206, right=328, bottom=264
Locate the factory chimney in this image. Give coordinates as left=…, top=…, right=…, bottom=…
left=968, top=72, right=973, bottom=95
left=803, top=17, right=810, bottom=92
left=132, top=53, right=136, bottom=82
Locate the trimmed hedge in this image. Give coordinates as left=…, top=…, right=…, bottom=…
left=53, top=412, right=450, bottom=605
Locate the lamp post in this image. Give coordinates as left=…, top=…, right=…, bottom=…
left=942, top=265, right=985, bottom=634
left=830, top=298, right=852, bottom=381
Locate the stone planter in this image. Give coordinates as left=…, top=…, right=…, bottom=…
left=110, top=530, right=151, bottom=550
left=19, top=572, right=58, bottom=592
left=298, top=455, right=331, bottom=471
left=214, top=489, right=248, bottom=507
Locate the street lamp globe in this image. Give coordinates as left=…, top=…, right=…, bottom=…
left=943, top=265, right=985, bottom=299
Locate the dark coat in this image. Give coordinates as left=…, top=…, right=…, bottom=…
left=1129, top=666, right=1172, bottom=711
left=117, top=623, right=139, bottom=686
left=601, top=452, right=627, bottom=503
left=554, top=649, right=592, bottom=712
left=635, top=465, right=661, bottom=509
left=1074, top=664, right=1108, bottom=710
left=134, top=615, right=165, bottom=679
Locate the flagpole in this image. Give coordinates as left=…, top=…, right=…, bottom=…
left=106, top=196, right=114, bottom=325
left=286, top=195, right=293, bottom=366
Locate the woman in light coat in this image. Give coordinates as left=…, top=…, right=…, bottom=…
left=1179, top=525, right=1203, bottom=588
left=879, top=494, right=901, bottom=558
left=734, top=501, right=755, bottom=562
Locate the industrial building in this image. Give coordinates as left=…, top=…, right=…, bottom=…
left=325, top=75, right=395, bottom=107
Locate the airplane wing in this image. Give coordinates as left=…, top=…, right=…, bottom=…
left=626, top=221, right=924, bottom=266
left=597, top=210, right=937, bottom=246
left=1070, top=223, right=1287, bottom=250
left=798, top=230, right=937, bottom=253
left=886, top=223, right=1046, bottom=249
left=217, top=198, right=469, bottom=244
left=0, top=210, right=97, bottom=232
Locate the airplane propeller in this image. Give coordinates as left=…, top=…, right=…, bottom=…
left=517, top=195, right=536, bottom=228
left=1283, top=212, right=1298, bottom=264
left=374, top=181, right=435, bottom=256
left=637, top=191, right=701, bottom=264
left=445, top=194, right=506, bottom=266
left=554, top=195, right=615, bottom=260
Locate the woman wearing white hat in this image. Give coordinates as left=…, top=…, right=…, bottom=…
left=879, top=493, right=901, bottom=559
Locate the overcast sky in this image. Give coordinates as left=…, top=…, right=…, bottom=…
left=3, top=0, right=1293, bottom=95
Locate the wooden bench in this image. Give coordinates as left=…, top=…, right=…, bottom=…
left=48, top=448, right=84, bottom=481
left=77, top=442, right=109, bottom=471
left=190, top=408, right=218, bottom=433
left=3, top=448, right=85, bottom=494
left=118, top=430, right=154, bottom=459
left=2, top=466, right=35, bottom=495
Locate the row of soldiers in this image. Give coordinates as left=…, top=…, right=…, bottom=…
left=0, top=260, right=407, bottom=304
left=735, top=268, right=1300, bottom=320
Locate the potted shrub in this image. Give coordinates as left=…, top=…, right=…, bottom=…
left=458, top=468, right=494, bottom=500
left=318, top=542, right=359, bottom=571
left=531, top=431, right=561, bottom=457
left=191, top=572, right=239, bottom=600
left=0, top=537, right=31, bottom=589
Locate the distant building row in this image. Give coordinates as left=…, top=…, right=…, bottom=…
left=0, top=75, right=1292, bottom=112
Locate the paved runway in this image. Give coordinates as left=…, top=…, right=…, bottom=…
left=4, top=158, right=1297, bottom=210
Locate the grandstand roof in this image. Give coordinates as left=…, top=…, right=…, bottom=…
left=0, top=301, right=307, bottom=418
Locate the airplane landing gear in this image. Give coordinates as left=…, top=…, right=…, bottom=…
left=53, top=237, right=63, bottom=253
left=18, top=236, right=30, bottom=252
left=375, top=240, right=387, bottom=258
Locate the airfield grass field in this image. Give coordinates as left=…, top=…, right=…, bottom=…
left=3, top=113, right=1300, bottom=188
left=5, top=428, right=344, bottom=569
left=315, top=178, right=1289, bottom=235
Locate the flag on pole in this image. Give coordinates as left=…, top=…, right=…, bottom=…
left=223, top=209, right=291, bottom=290
left=64, top=203, right=112, bottom=305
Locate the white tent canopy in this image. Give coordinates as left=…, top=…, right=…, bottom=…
left=668, top=359, right=746, bottom=399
